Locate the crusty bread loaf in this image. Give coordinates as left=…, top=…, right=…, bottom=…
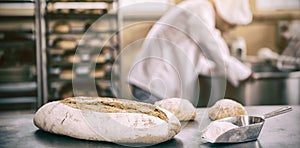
left=154, top=98, right=196, bottom=121
left=54, top=38, right=77, bottom=50
left=208, top=99, right=247, bottom=121
left=53, top=21, right=71, bottom=33
left=59, top=69, right=73, bottom=80
left=33, top=97, right=181, bottom=146
left=90, top=68, right=105, bottom=78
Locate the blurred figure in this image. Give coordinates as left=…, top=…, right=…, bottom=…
left=128, top=0, right=253, bottom=104
left=276, top=21, right=300, bottom=71
left=280, top=29, right=300, bottom=58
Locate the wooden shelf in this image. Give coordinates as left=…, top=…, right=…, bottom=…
left=253, top=11, right=300, bottom=21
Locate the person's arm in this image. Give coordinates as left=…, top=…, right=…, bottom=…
left=183, top=1, right=251, bottom=86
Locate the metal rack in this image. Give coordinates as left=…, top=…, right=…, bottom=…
left=0, top=0, right=121, bottom=110
left=39, top=0, right=121, bottom=104
left=0, top=0, right=38, bottom=110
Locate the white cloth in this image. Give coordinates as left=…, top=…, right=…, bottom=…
left=214, top=0, right=252, bottom=25
left=128, top=0, right=251, bottom=102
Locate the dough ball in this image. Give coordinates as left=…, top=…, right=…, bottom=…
left=155, top=98, right=196, bottom=121
left=208, top=99, right=247, bottom=121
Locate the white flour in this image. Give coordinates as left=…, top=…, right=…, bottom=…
left=201, top=121, right=238, bottom=143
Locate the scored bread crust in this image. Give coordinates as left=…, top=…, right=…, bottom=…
left=33, top=97, right=181, bottom=145
left=61, top=97, right=168, bottom=122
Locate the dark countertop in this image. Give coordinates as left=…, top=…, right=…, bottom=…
left=0, top=106, right=299, bottom=148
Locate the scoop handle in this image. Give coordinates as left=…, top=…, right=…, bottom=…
left=263, top=106, right=293, bottom=119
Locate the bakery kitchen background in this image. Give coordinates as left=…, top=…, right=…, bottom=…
left=0, top=0, right=300, bottom=148
left=0, top=1, right=299, bottom=110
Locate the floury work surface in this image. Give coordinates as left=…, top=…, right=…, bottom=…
left=0, top=106, right=299, bottom=148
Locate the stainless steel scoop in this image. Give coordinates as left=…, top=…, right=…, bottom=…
left=210, top=106, right=292, bottom=143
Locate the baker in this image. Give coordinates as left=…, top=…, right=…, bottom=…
left=128, top=0, right=253, bottom=104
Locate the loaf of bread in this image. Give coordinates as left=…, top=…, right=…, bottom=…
left=59, top=69, right=73, bottom=80
left=54, top=38, right=77, bottom=50
left=53, top=21, right=71, bottom=33
left=33, top=97, right=181, bottom=146
left=208, top=99, right=247, bottom=121
left=90, top=68, right=105, bottom=78
left=64, top=54, right=80, bottom=63
left=154, top=98, right=196, bottom=121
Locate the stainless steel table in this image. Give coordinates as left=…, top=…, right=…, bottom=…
left=0, top=106, right=299, bottom=148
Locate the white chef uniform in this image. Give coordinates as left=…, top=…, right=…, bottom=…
left=128, top=0, right=252, bottom=104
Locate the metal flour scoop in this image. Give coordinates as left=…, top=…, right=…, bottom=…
left=202, top=106, right=292, bottom=143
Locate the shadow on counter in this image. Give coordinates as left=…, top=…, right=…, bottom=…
left=34, top=129, right=184, bottom=148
